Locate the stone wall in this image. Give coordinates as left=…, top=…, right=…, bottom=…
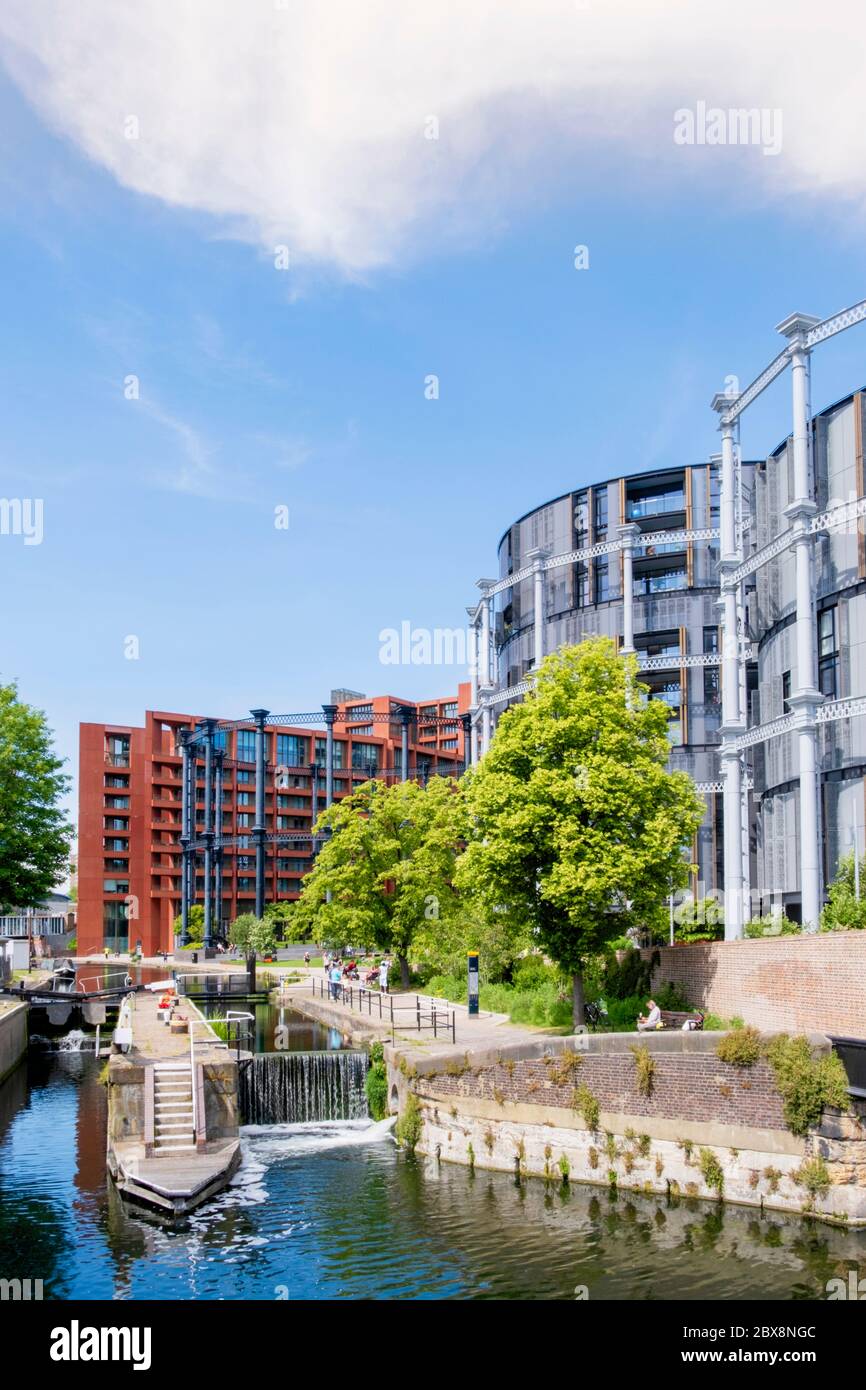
left=0, top=1002, right=28, bottom=1086
left=389, top=1031, right=866, bottom=1225
left=642, top=933, right=866, bottom=1035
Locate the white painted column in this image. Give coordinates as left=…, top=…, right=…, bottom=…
left=480, top=589, right=491, bottom=689
left=617, top=523, right=640, bottom=652
left=712, top=397, right=745, bottom=939
left=481, top=703, right=491, bottom=755
left=777, top=313, right=822, bottom=930
left=532, top=559, right=545, bottom=669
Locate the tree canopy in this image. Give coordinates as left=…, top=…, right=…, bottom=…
left=0, top=681, right=72, bottom=910
left=458, top=638, right=704, bottom=1023
left=294, top=775, right=466, bottom=986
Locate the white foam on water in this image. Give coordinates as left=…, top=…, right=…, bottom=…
left=241, top=1115, right=395, bottom=1161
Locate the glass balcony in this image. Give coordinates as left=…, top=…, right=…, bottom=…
left=627, top=492, right=685, bottom=520
left=634, top=570, right=688, bottom=596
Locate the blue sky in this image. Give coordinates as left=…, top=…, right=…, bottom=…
left=2, top=7, right=866, bottom=827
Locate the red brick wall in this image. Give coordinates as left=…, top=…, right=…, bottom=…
left=424, top=1052, right=786, bottom=1130
left=642, top=935, right=866, bottom=1036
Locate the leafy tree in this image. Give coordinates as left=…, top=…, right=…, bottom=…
left=228, top=912, right=258, bottom=953
left=294, top=776, right=466, bottom=988
left=413, top=901, right=531, bottom=983
left=263, top=899, right=309, bottom=942
left=0, top=682, right=72, bottom=910
left=820, top=852, right=866, bottom=932
left=458, top=639, right=704, bottom=1027
left=250, top=915, right=278, bottom=957
left=173, top=904, right=204, bottom=944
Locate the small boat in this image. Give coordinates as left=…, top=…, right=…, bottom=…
left=49, top=959, right=77, bottom=993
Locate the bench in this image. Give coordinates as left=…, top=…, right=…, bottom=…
left=659, top=1009, right=704, bottom=1031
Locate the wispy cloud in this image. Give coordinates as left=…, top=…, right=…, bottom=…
left=1, top=3, right=865, bottom=273
left=139, top=396, right=222, bottom=497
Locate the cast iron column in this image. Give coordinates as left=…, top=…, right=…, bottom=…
left=203, top=720, right=215, bottom=948
left=214, top=748, right=224, bottom=941
left=400, top=706, right=412, bottom=782
left=251, top=709, right=269, bottom=919
left=179, top=730, right=191, bottom=944
left=778, top=313, right=823, bottom=929
left=322, top=704, right=337, bottom=808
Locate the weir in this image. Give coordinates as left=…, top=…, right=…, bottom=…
left=240, top=1050, right=368, bottom=1125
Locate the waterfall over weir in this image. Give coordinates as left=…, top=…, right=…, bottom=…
left=240, top=1051, right=369, bottom=1125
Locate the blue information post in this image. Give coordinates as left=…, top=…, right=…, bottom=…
left=467, top=951, right=479, bottom=1017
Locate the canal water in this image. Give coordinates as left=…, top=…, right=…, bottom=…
left=3, top=1033, right=866, bottom=1300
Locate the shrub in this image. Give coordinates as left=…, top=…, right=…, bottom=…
left=573, top=1083, right=600, bottom=1131
left=558, top=1153, right=570, bottom=1182
left=544, top=1050, right=583, bottom=1085
left=795, top=1156, right=831, bottom=1200
left=716, top=1025, right=762, bottom=1067
left=673, top=894, right=724, bottom=944
left=365, top=1042, right=388, bottom=1120
left=630, top=1043, right=656, bottom=1097
left=698, top=1147, right=724, bottom=1196
left=637, top=1134, right=651, bottom=1158
left=820, top=852, right=866, bottom=932
left=588, top=1146, right=599, bottom=1169
left=744, top=912, right=801, bottom=938
left=605, top=949, right=658, bottom=1002
left=764, top=1035, right=850, bottom=1136
left=654, top=981, right=692, bottom=1012
left=395, top=1093, right=423, bottom=1153
left=763, top=1165, right=781, bottom=1194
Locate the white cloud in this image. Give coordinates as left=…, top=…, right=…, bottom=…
left=1, top=1, right=865, bottom=272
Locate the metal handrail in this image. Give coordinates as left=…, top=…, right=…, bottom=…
left=78, top=970, right=133, bottom=993
left=310, top=978, right=456, bottom=1043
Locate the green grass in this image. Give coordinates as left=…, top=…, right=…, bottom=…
left=422, top=974, right=573, bottom=1028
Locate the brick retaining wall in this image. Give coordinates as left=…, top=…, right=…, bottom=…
left=424, top=1049, right=786, bottom=1131
left=642, top=933, right=866, bottom=1035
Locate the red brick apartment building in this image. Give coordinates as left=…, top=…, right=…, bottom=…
left=78, top=689, right=469, bottom=957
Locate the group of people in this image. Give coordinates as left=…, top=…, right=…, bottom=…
left=322, top=951, right=391, bottom=1001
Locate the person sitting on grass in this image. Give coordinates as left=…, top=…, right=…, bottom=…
left=637, top=998, right=662, bottom=1031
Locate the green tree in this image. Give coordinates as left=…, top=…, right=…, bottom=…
left=250, top=915, right=278, bottom=957
left=173, top=904, right=204, bottom=944
left=263, top=899, right=306, bottom=941
left=458, top=639, right=704, bottom=1027
left=228, top=912, right=259, bottom=953
left=0, top=682, right=72, bottom=909
left=673, top=892, right=724, bottom=943
left=295, top=776, right=466, bottom=988
left=820, top=851, right=866, bottom=932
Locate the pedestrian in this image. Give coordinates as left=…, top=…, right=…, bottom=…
left=303, top=950, right=311, bottom=967
left=379, top=957, right=390, bottom=995
left=329, top=961, right=342, bottom=1001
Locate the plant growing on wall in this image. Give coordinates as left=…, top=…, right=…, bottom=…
left=764, top=1035, right=850, bottom=1136
left=715, top=1025, right=761, bottom=1067
left=743, top=912, right=801, bottom=938
left=630, top=1043, right=656, bottom=1097
left=573, top=1083, right=600, bottom=1131
left=395, top=1093, right=422, bottom=1153
left=698, top=1147, right=724, bottom=1196
left=458, top=639, right=703, bottom=1027
left=365, top=1042, right=388, bottom=1120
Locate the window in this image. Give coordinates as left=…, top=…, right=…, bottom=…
left=347, top=703, right=373, bottom=721
left=352, top=744, right=379, bottom=772
left=633, top=567, right=687, bottom=597
left=237, top=769, right=252, bottom=784
left=105, top=795, right=129, bottom=809
left=350, top=724, right=374, bottom=735
left=103, top=879, right=129, bottom=894
left=104, top=838, right=127, bottom=852
left=635, top=631, right=681, bottom=662
left=593, top=488, right=608, bottom=537
left=595, top=560, right=610, bottom=603
left=105, top=774, right=129, bottom=788
left=105, top=816, right=128, bottom=830
left=237, top=791, right=251, bottom=806
left=277, top=733, right=308, bottom=766
left=703, top=626, right=720, bottom=654
left=782, top=670, right=792, bottom=713
left=818, top=608, right=839, bottom=699
left=105, top=735, right=130, bottom=767
left=237, top=813, right=251, bottom=828
left=314, top=737, right=345, bottom=768
left=442, top=702, right=458, bottom=717
left=442, top=737, right=458, bottom=749
left=703, top=667, right=720, bottom=706
left=103, top=901, right=129, bottom=951
left=104, top=858, right=127, bottom=871
left=236, top=729, right=257, bottom=763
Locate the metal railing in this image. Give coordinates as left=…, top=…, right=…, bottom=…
left=310, top=978, right=456, bottom=1043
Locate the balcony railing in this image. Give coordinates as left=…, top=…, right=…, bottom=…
left=627, top=493, right=686, bottom=520
left=105, top=752, right=130, bottom=767
left=634, top=571, right=688, bottom=596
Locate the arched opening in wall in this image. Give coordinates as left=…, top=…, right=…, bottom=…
left=389, top=1085, right=399, bottom=1115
